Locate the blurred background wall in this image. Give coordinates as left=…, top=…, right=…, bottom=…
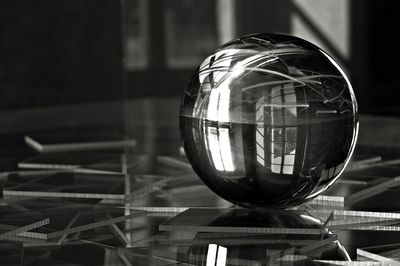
left=0, top=0, right=398, bottom=116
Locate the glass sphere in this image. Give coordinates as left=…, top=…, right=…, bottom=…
left=180, top=33, right=358, bottom=209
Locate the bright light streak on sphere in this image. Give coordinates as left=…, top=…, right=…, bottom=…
left=179, top=33, right=358, bottom=209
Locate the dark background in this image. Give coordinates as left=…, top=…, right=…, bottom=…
left=0, top=0, right=398, bottom=116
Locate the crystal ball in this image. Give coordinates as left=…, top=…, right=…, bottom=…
left=180, top=33, right=358, bottom=209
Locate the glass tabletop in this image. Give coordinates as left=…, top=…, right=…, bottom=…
left=0, top=98, right=400, bottom=265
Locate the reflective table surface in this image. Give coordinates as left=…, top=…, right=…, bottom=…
left=0, top=98, right=400, bottom=265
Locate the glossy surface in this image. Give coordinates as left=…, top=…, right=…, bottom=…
left=160, top=208, right=350, bottom=264
left=1, top=99, right=400, bottom=265
left=180, top=33, right=359, bottom=209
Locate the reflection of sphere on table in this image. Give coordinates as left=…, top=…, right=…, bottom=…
left=183, top=209, right=350, bottom=263
left=180, top=33, right=358, bottom=209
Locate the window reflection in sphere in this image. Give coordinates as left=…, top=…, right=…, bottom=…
left=180, top=33, right=358, bottom=209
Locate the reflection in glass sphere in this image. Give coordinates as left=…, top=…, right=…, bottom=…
left=180, top=33, right=358, bottom=209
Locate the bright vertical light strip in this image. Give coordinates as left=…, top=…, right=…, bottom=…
left=208, top=127, right=224, bottom=171
left=206, top=75, right=234, bottom=172
left=203, top=129, right=210, bottom=160
left=206, top=89, right=224, bottom=171
left=206, top=244, right=218, bottom=266
left=204, top=50, right=258, bottom=173
left=208, top=89, right=220, bottom=122
left=217, top=86, right=230, bottom=123
left=219, top=128, right=234, bottom=171
left=217, top=0, right=235, bottom=44
left=206, top=88, right=230, bottom=172
left=216, top=246, right=228, bottom=266
left=217, top=84, right=234, bottom=172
